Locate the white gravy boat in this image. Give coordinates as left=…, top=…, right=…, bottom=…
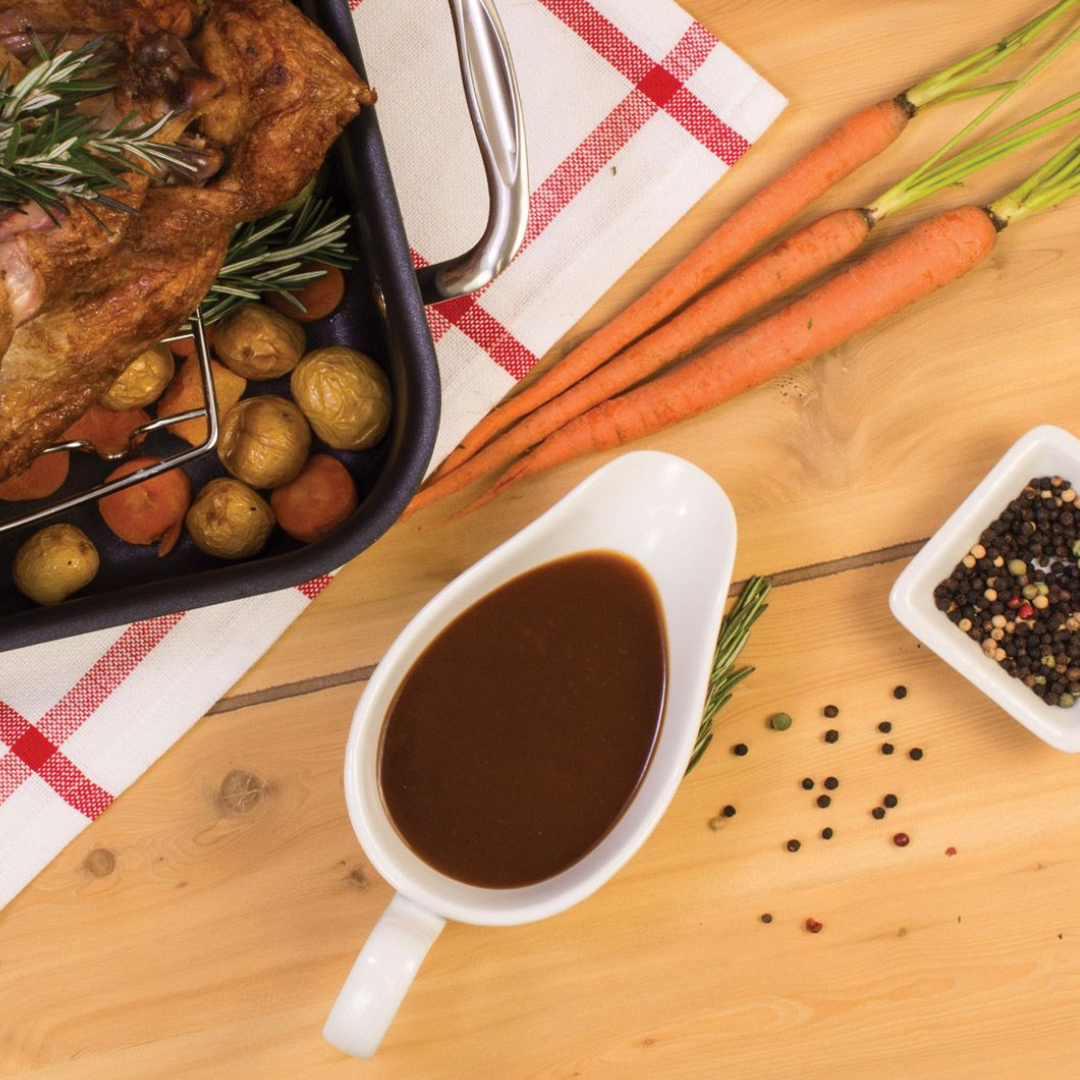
left=324, top=450, right=737, bottom=1057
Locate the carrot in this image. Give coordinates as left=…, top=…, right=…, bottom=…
left=157, top=354, right=247, bottom=446
left=62, top=404, right=150, bottom=458
left=168, top=324, right=214, bottom=358
left=271, top=453, right=358, bottom=542
left=268, top=264, right=345, bottom=322
left=98, top=457, right=193, bottom=557
left=0, top=451, right=70, bottom=501
left=429, top=0, right=1080, bottom=481
left=430, top=99, right=909, bottom=482
left=458, top=206, right=999, bottom=516
left=405, top=209, right=871, bottom=517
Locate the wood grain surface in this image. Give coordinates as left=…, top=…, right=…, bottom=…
left=4, top=1, right=1080, bottom=1077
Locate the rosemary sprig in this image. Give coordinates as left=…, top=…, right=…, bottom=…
left=686, top=576, right=771, bottom=775
left=0, top=36, right=196, bottom=218
left=199, top=196, right=357, bottom=324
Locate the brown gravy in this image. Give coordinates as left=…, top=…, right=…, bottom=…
left=377, top=551, right=666, bottom=888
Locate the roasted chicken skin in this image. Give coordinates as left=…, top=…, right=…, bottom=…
left=0, top=0, right=370, bottom=480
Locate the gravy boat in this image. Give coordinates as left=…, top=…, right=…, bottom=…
left=324, top=450, right=737, bottom=1057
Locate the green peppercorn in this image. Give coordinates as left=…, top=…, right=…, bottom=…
left=1059, top=693, right=1076, bottom=709
left=1072, top=540, right=1080, bottom=557
left=1043, top=655, right=1057, bottom=668
left=1008, top=559, right=1027, bottom=576
left=769, top=712, right=793, bottom=731
left=1037, top=582, right=1050, bottom=596
left=1022, top=584, right=1040, bottom=600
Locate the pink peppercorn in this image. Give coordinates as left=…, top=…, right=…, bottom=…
left=893, top=833, right=910, bottom=847
left=805, top=918, right=823, bottom=934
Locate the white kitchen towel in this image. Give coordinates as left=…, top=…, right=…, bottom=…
left=0, top=0, right=785, bottom=909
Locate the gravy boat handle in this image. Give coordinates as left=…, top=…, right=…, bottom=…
left=323, top=893, right=446, bottom=1058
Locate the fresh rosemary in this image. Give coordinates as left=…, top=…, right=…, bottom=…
left=199, top=196, right=357, bottom=324
left=686, top=575, right=771, bottom=775
left=0, top=35, right=196, bottom=218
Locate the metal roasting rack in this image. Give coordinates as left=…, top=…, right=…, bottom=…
left=0, top=308, right=219, bottom=535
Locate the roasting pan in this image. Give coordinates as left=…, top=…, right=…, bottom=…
left=0, top=0, right=528, bottom=652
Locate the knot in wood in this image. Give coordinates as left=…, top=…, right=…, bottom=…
left=218, top=769, right=264, bottom=816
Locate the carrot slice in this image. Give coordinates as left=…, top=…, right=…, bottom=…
left=0, top=451, right=70, bottom=501
left=98, top=457, right=193, bottom=556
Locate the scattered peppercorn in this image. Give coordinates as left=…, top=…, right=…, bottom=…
left=893, top=832, right=910, bottom=847
left=824, top=729, right=840, bottom=743
left=769, top=712, right=793, bottom=731
left=909, top=747, right=924, bottom=761
left=733, top=743, right=748, bottom=756
left=824, top=776, right=839, bottom=790
left=883, top=794, right=898, bottom=808
left=878, top=721, right=892, bottom=734
left=722, top=804, right=737, bottom=818
left=801, top=777, right=815, bottom=790
left=893, top=685, right=908, bottom=699
left=760, top=913, right=773, bottom=924
left=816, top=794, right=831, bottom=808
left=787, top=839, right=801, bottom=852
left=805, top=918, right=823, bottom=933
left=821, top=827, right=834, bottom=840
left=872, top=806, right=886, bottom=820
left=823, top=705, right=839, bottom=718
left=945, top=846, right=958, bottom=857
left=881, top=743, right=895, bottom=755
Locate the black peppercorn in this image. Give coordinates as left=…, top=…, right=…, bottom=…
left=872, top=807, right=886, bottom=820
left=821, top=827, right=834, bottom=840
left=816, top=794, right=831, bottom=808
left=823, top=705, right=839, bottom=718
left=824, top=729, right=840, bottom=743
left=909, top=747, right=924, bottom=761
left=722, top=804, right=737, bottom=818
left=878, top=721, right=892, bottom=734
left=893, top=686, right=908, bottom=699
left=801, top=777, right=814, bottom=790
left=786, top=839, right=801, bottom=852
left=883, top=794, right=898, bottom=808
left=760, top=913, right=773, bottom=924
left=733, top=743, right=748, bottom=756
left=824, top=776, right=838, bottom=790
left=881, top=743, right=895, bottom=755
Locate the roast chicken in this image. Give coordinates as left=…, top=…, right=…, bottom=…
left=0, top=0, right=373, bottom=481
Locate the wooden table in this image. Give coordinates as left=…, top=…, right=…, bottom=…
left=4, top=2, right=1080, bottom=1076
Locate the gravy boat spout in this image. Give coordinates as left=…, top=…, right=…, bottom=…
left=326, top=450, right=737, bottom=1057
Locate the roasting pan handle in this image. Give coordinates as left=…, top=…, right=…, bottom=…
left=416, top=0, right=529, bottom=305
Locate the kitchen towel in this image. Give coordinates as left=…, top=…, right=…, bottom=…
left=0, top=0, right=785, bottom=909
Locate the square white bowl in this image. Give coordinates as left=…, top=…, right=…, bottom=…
left=889, top=425, right=1080, bottom=752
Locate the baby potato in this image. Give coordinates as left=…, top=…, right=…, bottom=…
left=100, top=345, right=175, bottom=410
left=214, top=302, right=306, bottom=381
left=13, top=523, right=99, bottom=605
left=186, top=478, right=275, bottom=559
left=290, top=346, right=391, bottom=450
left=218, top=396, right=311, bottom=489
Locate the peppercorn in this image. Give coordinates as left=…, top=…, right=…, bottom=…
left=823, top=705, right=839, bottom=718
left=816, top=794, right=831, bottom=808
left=824, top=776, right=838, bottom=790
left=881, top=743, right=895, bottom=755
left=893, top=833, right=910, bottom=847
left=893, top=685, right=908, bottom=699
left=805, top=918, right=823, bottom=933
left=821, top=827, right=834, bottom=840
left=824, top=729, right=840, bottom=743
left=769, top=712, right=793, bottom=731
left=909, top=748, right=924, bottom=761
left=733, top=743, right=748, bottom=756
left=760, top=913, right=773, bottom=924
left=786, top=839, right=801, bottom=852
left=878, top=721, right=892, bottom=734
left=723, top=804, right=737, bottom=818
left=872, top=807, right=886, bottom=820
left=801, top=777, right=814, bottom=790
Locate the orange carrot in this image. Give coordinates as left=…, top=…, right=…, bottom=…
left=459, top=206, right=998, bottom=516
left=268, top=264, right=346, bottom=322
left=428, top=98, right=911, bottom=483
left=405, top=209, right=871, bottom=517
left=0, top=451, right=70, bottom=501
